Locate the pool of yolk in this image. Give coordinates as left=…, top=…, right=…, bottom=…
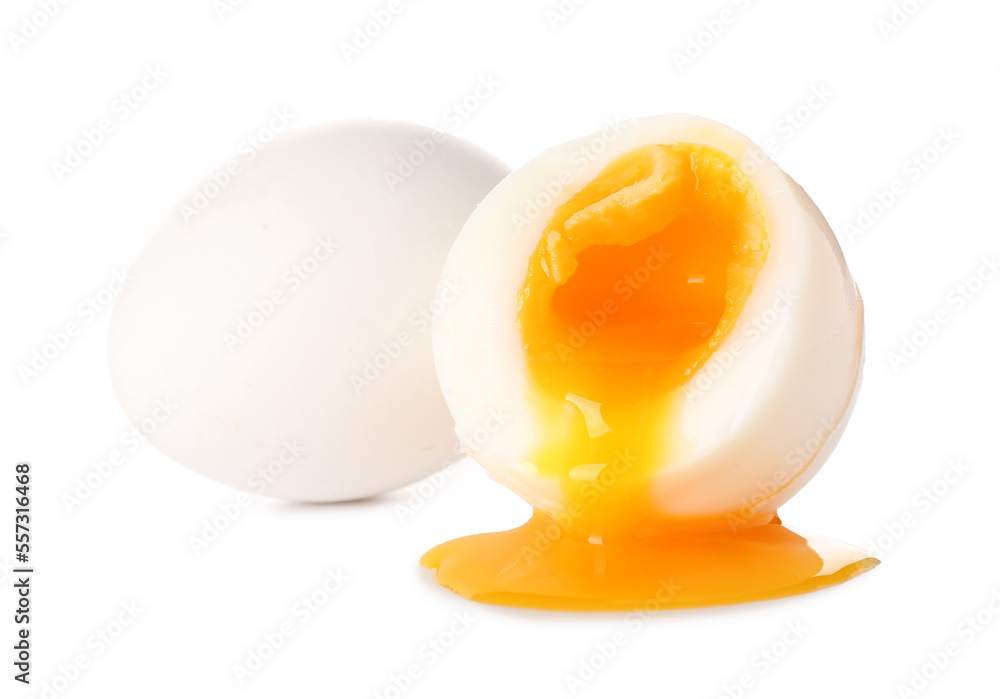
left=421, top=143, right=878, bottom=610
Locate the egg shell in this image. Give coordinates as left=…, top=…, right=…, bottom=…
left=108, top=120, right=509, bottom=501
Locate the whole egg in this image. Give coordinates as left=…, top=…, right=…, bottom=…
left=109, top=120, right=509, bottom=501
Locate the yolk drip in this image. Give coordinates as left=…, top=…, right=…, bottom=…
left=421, top=143, right=878, bottom=611
left=514, top=142, right=767, bottom=537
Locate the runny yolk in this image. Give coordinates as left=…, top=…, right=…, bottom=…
left=515, top=142, right=766, bottom=537
left=421, top=143, right=879, bottom=611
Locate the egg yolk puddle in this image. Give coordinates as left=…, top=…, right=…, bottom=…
left=422, top=143, right=878, bottom=611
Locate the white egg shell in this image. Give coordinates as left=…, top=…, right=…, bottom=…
left=109, top=120, right=509, bottom=501
left=432, top=114, right=863, bottom=524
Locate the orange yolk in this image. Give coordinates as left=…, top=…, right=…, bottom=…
left=515, top=142, right=767, bottom=536
left=421, top=143, right=879, bottom=610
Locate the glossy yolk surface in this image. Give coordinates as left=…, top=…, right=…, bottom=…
left=516, top=142, right=766, bottom=536
left=421, top=143, right=879, bottom=610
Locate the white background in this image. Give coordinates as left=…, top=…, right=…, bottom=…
left=2, top=0, right=999, bottom=697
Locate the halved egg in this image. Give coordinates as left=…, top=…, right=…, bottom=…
left=424, top=114, right=876, bottom=610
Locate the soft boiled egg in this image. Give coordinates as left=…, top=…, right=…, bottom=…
left=108, top=120, right=508, bottom=501
left=423, top=114, right=878, bottom=610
